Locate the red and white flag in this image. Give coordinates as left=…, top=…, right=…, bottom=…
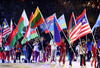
left=0, top=26, right=2, bottom=47
left=76, top=9, right=92, bottom=39
left=68, top=13, right=82, bottom=43
left=2, top=19, right=11, bottom=37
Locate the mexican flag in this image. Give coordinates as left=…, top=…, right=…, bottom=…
left=10, top=10, right=29, bottom=47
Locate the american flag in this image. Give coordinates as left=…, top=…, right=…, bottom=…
left=76, top=9, right=92, bottom=39
left=68, top=13, right=82, bottom=43
left=0, top=26, right=2, bottom=47
left=2, top=19, right=11, bottom=37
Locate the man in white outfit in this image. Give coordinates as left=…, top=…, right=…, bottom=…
left=50, top=39, right=57, bottom=63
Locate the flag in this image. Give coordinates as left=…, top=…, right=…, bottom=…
left=39, top=21, right=48, bottom=33
left=29, top=12, right=33, bottom=21
left=22, top=10, right=29, bottom=27
left=18, top=10, right=29, bottom=32
left=21, top=29, right=38, bottom=44
left=21, top=26, right=38, bottom=44
left=10, top=10, right=29, bottom=47
left=0, top=26, right=2, bottom=47
left=67, top=13, right=79, bottom=43
left=69, top=12, right=82, bottom=43
left=21, top=28, right=38, bottom=44
left=10, top=20, right=13, bottom=32
left=76, top=9, right=92, bottom=39
left=92, top=14, right=100, bottom=31
left=46, top=14, right=56, bottom=34
left=2, top=18, right=11, bottom=37
left=7, top=20, right=14, bottom=45
left=39, top=13, right=55, bottom=33
left=57, top=14, right=67, bottom=31
left=21, top=12, right=38, bottom=44
left=30, top=7, right=45, bottom=29
left=54, top=16, right=61, bottom=46
left=10, top=17, right=23, bottom=47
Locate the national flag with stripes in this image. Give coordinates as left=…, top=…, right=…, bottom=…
left=30, top=7, right=45, bottom=29
left=2, top=19, right=11, bottom=37
left=76, top=9, right=92, bottom=39
left=67, top=13, right=81, bottom=43
left=0, top=26, right=2, bottom=47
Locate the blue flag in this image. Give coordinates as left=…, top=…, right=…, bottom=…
left=2, top=18, right=9, bottom=28
left=39, top=14, right=56, bottom=33
left=54, top=16, right=61, bottom=46
left=57, top=14, right=67, bottom=30
left=92, top=14, right=100, bottom=31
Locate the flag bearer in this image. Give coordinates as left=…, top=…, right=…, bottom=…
left=4, top=42, right=11, bottom=62
left=59, top=38, right=66, bottom=64
left=50, top=39, right=57, bottom=63
left=79, top=41, right=87, bottom=68
left=91, top=42, right=97, bottom=68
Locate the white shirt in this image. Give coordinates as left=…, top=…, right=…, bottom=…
left=4, top=46, right=10, bottom=51
left=79, top=45, right=86, bottom=54
left=33, top=43, right=39, bottom=52
left=50, top=40, right=57, bottom=50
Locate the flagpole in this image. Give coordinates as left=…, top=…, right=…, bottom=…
left=37, top=6, right=53, bottom=40
left=61, top=30, right=76, bottom=55
left=85, top=12, right=98, bottom=66
left=44, top=21, right=53, bottom=39
left=72, top=12, right=83, bottom=44
left=72, top=12, right=84, bottom=56
left=73, top=12, right=88, bottom=58
left=85, top=14, right=97, bottom=43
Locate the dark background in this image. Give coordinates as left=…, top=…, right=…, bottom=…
left=0, top=0, right=100, bottom=27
